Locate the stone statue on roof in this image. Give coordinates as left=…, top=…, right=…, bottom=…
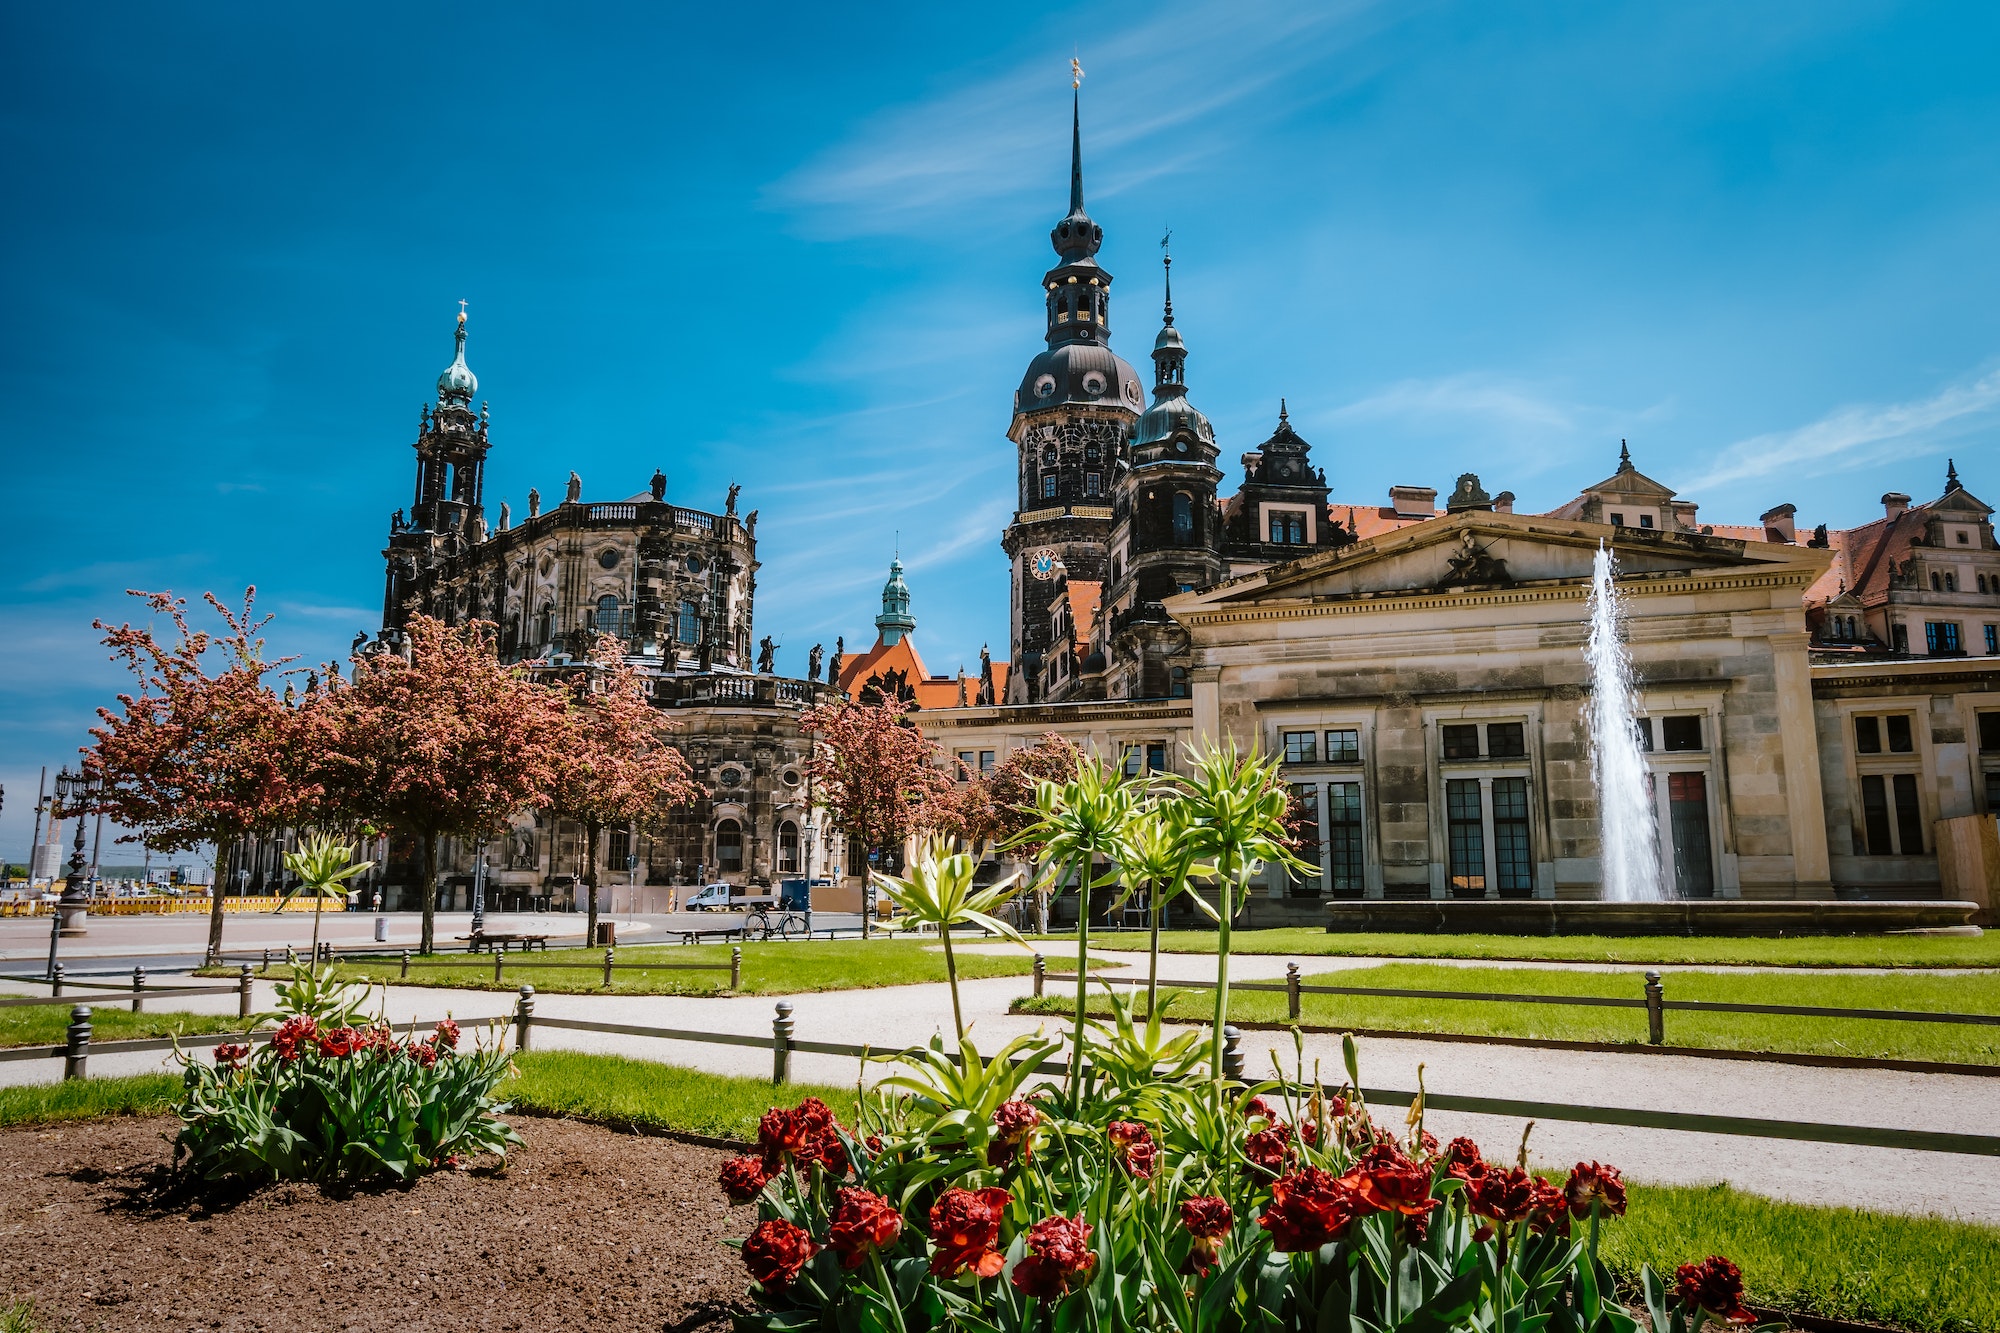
left=757, top=635, right=777, bottom=673
left=650, top=469, right=667, bottom=501
left=726, top=483, right=741, bottom=516
left=566, top=471, right=582, bottom=504
left=527, top=487, right=541, bottom=518
left=807, top=643, right=823, bottom=682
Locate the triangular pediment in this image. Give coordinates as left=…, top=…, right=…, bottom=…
left=1933, top=485, right=1993, bottom=518
left=1582, top=466, right=1677, bottom=501
left=1171, top=511, right=1827, bottom=611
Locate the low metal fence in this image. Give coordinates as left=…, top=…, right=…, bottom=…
left=12, top=988, right=2000, bottom=1159
left=234, top=945, right=745, bottom=989
left=1029, top=959, right=2000, bottom=1047
left=1, top=965, right=253, bottom=1017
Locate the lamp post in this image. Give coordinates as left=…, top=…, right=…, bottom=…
left=863, top=848, right=879, bottom=941
left=625, top=853, right=637, bottom=924
left=801, top=821, right=817, bottom=939
left=53, top=767, right=97, bottom=938
left=470, top=853, right=487, bottom=936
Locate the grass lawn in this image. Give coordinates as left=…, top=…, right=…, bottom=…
left=0, top=1004, right=246, bottom=1050
left=0, top=1073, right=180, bottom=1128
left=1112, top=927, right=2000, bottom=969
left=507, top=1049, right=858, bottom=1140
left=1606, top=1181, right=2000, bottom=1333
left=209, top=938, right=1104, bottom=996
left=1016, top=962, right=2000, bottom=1064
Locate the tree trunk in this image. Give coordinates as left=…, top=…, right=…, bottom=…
left=583, top=819, right=602, bottom=948
left=420, top=831, right=438, bottom=955
left=204, top=840, right=231, bottom=965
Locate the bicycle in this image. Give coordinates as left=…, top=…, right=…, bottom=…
left=744, top=908, right=807, bottom=941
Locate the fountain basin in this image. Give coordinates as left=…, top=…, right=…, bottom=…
left=1323, top=899, right=1981, bottom=937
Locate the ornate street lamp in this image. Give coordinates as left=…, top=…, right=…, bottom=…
left=801, top=821, right=817, bottom=940
left=52, top=767, right=98, bottom=939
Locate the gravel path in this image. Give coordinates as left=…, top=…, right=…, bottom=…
left=2, top=945, right=1987, bottom=1224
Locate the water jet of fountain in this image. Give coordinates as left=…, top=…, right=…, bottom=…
left=1585, top=542, right=1665, bottom=902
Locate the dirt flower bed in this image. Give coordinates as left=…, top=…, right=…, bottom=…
left=0, top=1115, right=743, bottom=1333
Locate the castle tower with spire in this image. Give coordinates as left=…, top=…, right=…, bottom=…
left=875, top=555, right=915, bottom=646
left=1100, top=247, right=1224, bottom=699
left=999, top=90, right=1145, bottom=702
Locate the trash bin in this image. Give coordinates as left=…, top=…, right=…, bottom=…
left=596, top=922, right=616, bottom=948
left=374, top=916, right=388, bottom=943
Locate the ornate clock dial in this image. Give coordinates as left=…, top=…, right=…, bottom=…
left=1029, top=549, right=1060, bottom=580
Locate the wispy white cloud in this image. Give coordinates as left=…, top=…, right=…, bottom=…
left=1332, top=373, right=1587, bottom=432
left=767, top=0, right=1389, bottom=237
left=1687, top=366, right=2000, bottom=492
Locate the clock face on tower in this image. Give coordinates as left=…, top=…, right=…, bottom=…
left=1029, top=549, right=1060, bottom=580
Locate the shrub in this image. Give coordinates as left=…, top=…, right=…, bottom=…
left=171, top=966, right=517, bottom=1187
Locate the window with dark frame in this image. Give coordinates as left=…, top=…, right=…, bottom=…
left=1492, top=777, right=1532, bottom=898
left=1487, top=722, right=1526, bottom=758
left=1979, top=712, right=2000, bottom=753
left=1325, top=728, right=1360, bottom=763
left=1282, top=731, right=1317, bottom=765
left=1926, top=622, right=1962, bottom=655
left=1886, top=714, right=1914, bottom=753
left=1327, top=781, right=1363, bottom=898
left=1635, top=717, right=1655, bottom=752
left=1661, top=716, right=1703, bottom=752
left=1441, top=724, right=1480, bottom=760
left=1288, top=784, right=1321, bottom=898
left=1445, top=779, right=1486, bottom=897
left=1855, top=715, right=1882, bottom=754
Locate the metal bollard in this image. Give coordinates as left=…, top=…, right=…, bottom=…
left=1221, top=1025, right=1245, bottom=1084
left=261, top=948, right=272, bottom=974
left=730, top=945, right=742, bottom=991
left=772, top=1000, right=794, bottom=1087
left=131, top=966, right=146, bottom=1014
left=1033, top=953, right=1045, bottom=998
left=603, top=948, right=615, bottom=988
left=63, top=1005, right=91, bottom=1080
left=515, top=983, right=536, bottom=1051
left=1286, top=962, right=1302, bottom=1022
left=494, top=949, right=505, bottom=984
left=238, top=963, right=254, bottom=1020
left=400, top=948, right=411, bottom=979
left=50, top=962, right=64, bottom=998
left=1644, top=971, right=1665, bottom=1046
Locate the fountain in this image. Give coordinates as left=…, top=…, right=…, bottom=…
left=1586, top=543, right=1663, bottom=902
left=1322, top=539, right=1979, bottom=936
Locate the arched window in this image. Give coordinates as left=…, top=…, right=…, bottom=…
left=1981, top=574, right=1990, bottom=594
left=593, top=594, right=622, bottom=635
left=1945, top=572, right=1957, bottom=592
left=778, top=821, right=800, bottom=874
left=716, top=819, right=743, bottom=874
left=1169, top=666, right=1190, bottom=698
left=537, top=603, right=555, bottom=644
left=1172, top=492, right=1194, bottom=544
left=1932, top=571, right=1942, bottom=591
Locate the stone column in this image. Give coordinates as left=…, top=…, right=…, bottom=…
left=1768, top=630, right=1831, bottom=895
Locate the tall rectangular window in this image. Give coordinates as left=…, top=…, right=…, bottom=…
left=1324, top=728, right=1360, bottom=763
left=1446, top=779, right=1486, bottom=898
left=1892, top=774, right=1924, bottom=854
left=1855, top=716, right=1882, bottom=754
left=1666, top=772, right=1715, bottom=898
left=1860, top=775, right=1894, bottom=855
left=1288, top=784, right=1321, bottom=898
left=1282, top=731, right=1317, bottom=765
left=1926, top=621, right=1961, bottom=654
left=1487, top=722, right=1526, bottom=758
left=1886, top=714, right=1914, bottom=753
left=677, top=600, right=699, bottom=644
left=1042, top=475, right=1058, bottom=499
left=1441, top=725, right=1480, bottom=760
left=1146, top=742, right=1168, bottom=773
left=1085, top=472, right=1101, bottom=497
left=979, top=750, right=996, bottom=774
left=1987, top=625, right=1998, bottom=654
left=1327, top=782, right=1363, bottom=898
left=1123, top=746, right=1143, bottom=778
left=1980, top=712, right=2000, bottom=753
left=1492, top=777, right=1532, bottom=898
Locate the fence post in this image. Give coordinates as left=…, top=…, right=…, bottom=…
left=731, top=946, right=742, bottom=991
left=238, top=964, right=254, bottom=1020
left=1033, top=953, right=1046, bottom=999
left=63, top=1005, right=91, bottom=1080
left=50, top=962, right=63, bottom=998
left=261, top=948, right=271, bottom=974
left=1221, top=1024, right=1245, bottom=1084
left=1644, top=971, right=1665, bottom=1046
left=1286, top=962, right=1301, bottom=1022
left=494, top=950, right=505, bottom=984
left=131, top=966, right=146, bottom=1014
left=400, top=948, right=411, bottom=980
left=772, top=1000, right=794, bottom=1087
left=603, top=948, right=615, bottom=988
left=515, top=984, right=535, bottom=1051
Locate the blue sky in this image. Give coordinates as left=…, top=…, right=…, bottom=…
left=6, top=3, right=2000, bottom=862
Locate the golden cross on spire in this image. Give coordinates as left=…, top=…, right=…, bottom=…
left=1071, top=55, right=1084, bottom=89
left=457, top=298, right=468, bottom=324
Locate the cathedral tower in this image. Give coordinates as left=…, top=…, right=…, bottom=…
left=999, top=92, right=1144, bottom=702
left=382, top=307, right=493, bottom=633
left=1104, top=250, right=1223, bottom=699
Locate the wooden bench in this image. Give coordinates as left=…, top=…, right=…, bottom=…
left=677, top=924, right=747, bottom=945
left=457, top=931, right=551, bottom=954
